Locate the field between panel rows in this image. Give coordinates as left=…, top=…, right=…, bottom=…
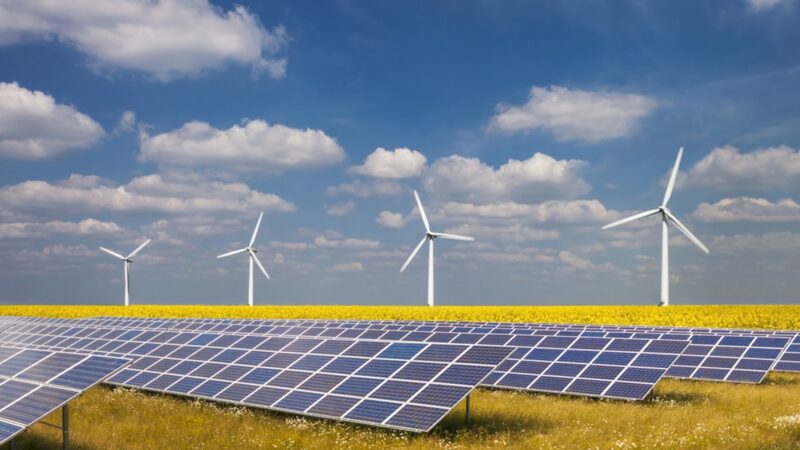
left=3, top=305, right=800, bottom=449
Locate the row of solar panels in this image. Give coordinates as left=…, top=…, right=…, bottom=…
left=0, top=316, right=797, bottom=433
left=60, top=316, right=800, bottom=378
left=75, top=316, right=800, bottom=374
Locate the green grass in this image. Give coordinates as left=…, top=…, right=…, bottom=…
left=4, top=305, right=800, bottom=449
left=13, top=375, right=800, bottom=450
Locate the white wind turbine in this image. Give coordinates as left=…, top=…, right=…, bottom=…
left=400, top=190, right=475, bottom=307
left=99, top=239, right=151, bottom=307
left=601, top=147, right=709, bottom=306
left=217, top=212, right=270, bottom=306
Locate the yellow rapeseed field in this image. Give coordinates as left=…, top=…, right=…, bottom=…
left=2, top=304, right=800, bottom=330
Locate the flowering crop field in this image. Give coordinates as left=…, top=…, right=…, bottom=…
left=4, top=304, right=800, bottom=449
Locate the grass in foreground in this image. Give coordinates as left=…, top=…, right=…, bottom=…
left=12, top=374, right=800, bottom=450
left=3, top=305, right=800, bottom=449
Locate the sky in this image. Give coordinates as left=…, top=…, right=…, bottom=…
left=0, top=0, right=799, bottom=306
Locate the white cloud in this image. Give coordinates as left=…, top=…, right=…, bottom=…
left=0, top=0, right=289, bottom=80
left=692, top=197, right=800, bottom=222
left=113, top=111, right=136, bottom=134
left=313, top=236, right=380, bottom=250
left=0, top=82, right=103, bottom=159
left=678, top=145, right=800, bottom=191
left=349, top=147, right=427, bottom=178
left=746, top=0, right=789, bottom=11
left=139, top=120, right=345, bottom=173
left=36, top=244, right=96, bottom=258
left=559, top=251, right=617, bottom=272
left=423, top=152, right=590, bottom=202
left=711, top=232, right=800, bottom=252
left=269, top=241, right=312, bottom=251
left=326, top=179, right=405, bottom=198
left=0, top=218, right=122, bottom=238
left=440, top=200, right=619, bottom=224
left=328, top=262, right=365, bottom=273
left=0, top=173, right=295, bottom=215
left=325, top=201, right=355, bottom=216
left=489, top=86, right=657, bottom=142
left=375, top=211, right=409, bottom=229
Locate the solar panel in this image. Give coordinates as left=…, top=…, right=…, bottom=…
left=0, top=345, right=129, bottom=445
left=664, top=334, right=790, bottom=383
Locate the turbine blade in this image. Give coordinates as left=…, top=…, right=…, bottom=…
left=400, top=236, right=428, bottom=273
left=126, top=239, right=151, bottom=259
left=601, top=209, right=661, bottom=230
left=250, top=250, right=270, bottom=280
left=662, top=147, right=683, bottom=207
left=430, top=232, right=475, bottom=241
left=99, top=247, right=126, bottom=260
left=249, top=212, right=264, bottom=248
left=664, top=210, right=709, bottom=254
left=413, top=190, right=431, bottom=232
left=217, top=248, right=248, bottom=259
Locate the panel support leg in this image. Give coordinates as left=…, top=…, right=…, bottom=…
left=465, top=394, right=471, bottom=428
left=62, top=404, right=69, bottom=450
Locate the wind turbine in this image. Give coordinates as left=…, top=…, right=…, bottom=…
left=601, top=147, right=709, bottom=306
left=400, top=190, right=475, bottom=307
left=217, top=212, right=270, bottom=306
left=99, top=239, right=151, bottom=307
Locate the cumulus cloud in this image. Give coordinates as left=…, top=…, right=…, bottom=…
left=328, top=262, right=365, bottom=273
left=692, top=197, right=800, bottom=222
left=0, top=218, right=122, bottom=238
left=375, top=211, right=409, bottom=229
left=325, top=201, right=355, bottom=216
left=746, top=0, right=789, bottom=11
left=559, top=251, right=617, bottom=272
left=0, top=82, right=104, bottom=159
left=113, top=111, right=136, bottom=134
left=711, top=232, right=800, bottom=252
left=678, top=145, right=800, bottom=191
left=440, top=200, right=619, bottom=224
left=313, top=236, right=380, bottom=250
left=423, top=152, right=590, bottom=202
left=326, top=179, right=405, bottom=198
left=0, top=173, right=295, bottom=215
left=489, top=86, right=657, bottom=142
left=349, top=147, right=427, bottom=178
left=0, top=0, right=289, bottom=80
left=269, top=241, right=312, bottom=251
left=139, top=120, right=345, bottom=173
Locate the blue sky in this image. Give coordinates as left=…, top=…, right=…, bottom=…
left=0, top=0, right=799, bottom=306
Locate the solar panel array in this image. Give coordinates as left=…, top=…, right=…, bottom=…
left=71, top=316, right=791, bottom=385
left=0, top=315, right=796, bottom=433
left=0, top=345, right=129, bottom=445
left=0, top=317, right=511, bottom=432
left=0, top=317, right=688, bottom=400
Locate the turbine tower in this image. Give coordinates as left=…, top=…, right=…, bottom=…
left=400, top=190, right=475, bottom=307
left=99, top=239, right=151, bottom=307
left=601, top=147, right=709, bottom=306
left=218, top=212, right=270, bottom=306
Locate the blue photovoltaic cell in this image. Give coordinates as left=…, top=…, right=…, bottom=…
left=345, top=399, right=399, bottom=423
left=0, top=421, right=22, bottom=444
